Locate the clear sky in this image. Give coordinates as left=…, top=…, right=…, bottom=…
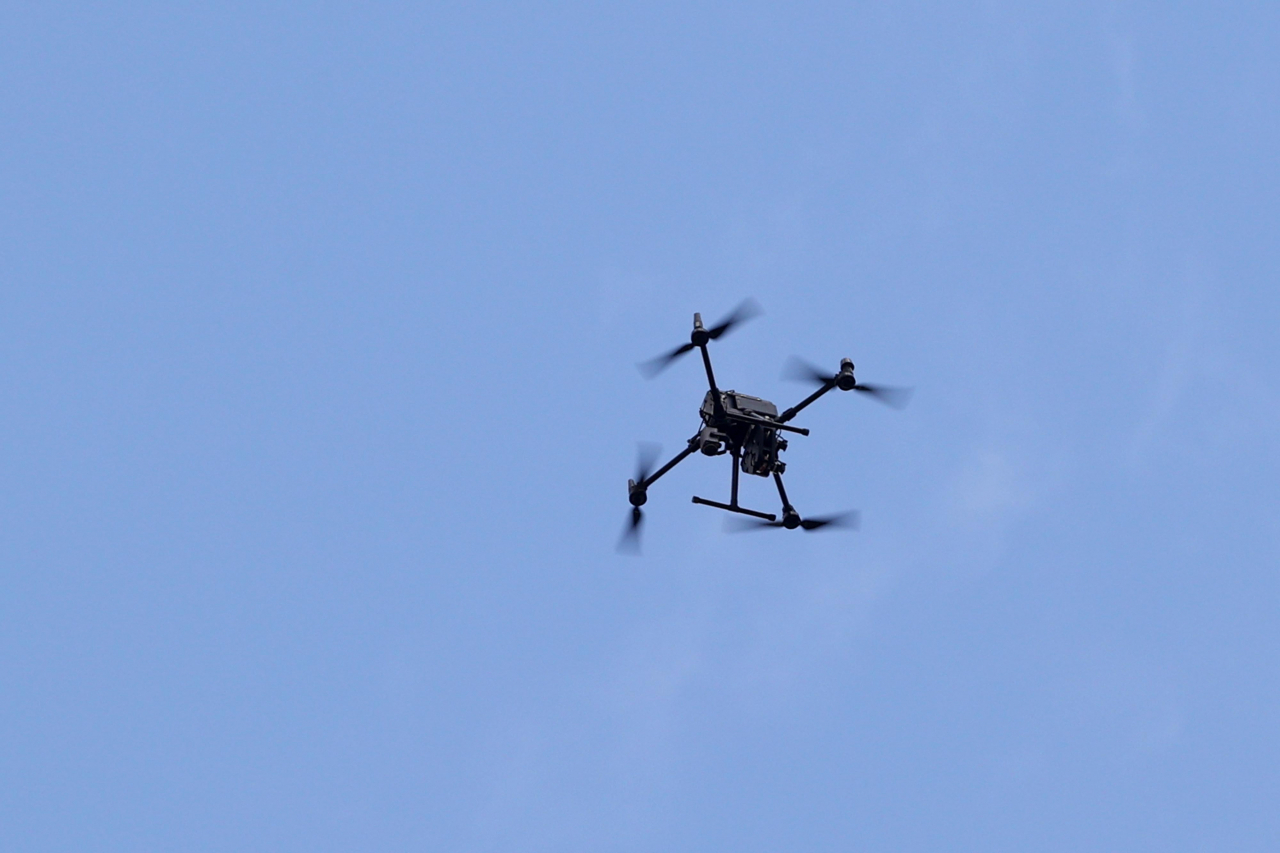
left=3, top=3, right=1279, bottom=850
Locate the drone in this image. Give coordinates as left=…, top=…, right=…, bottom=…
left=620, top=299, right=910, bottom=552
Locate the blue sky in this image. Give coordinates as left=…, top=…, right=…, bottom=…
left=3, top=3, right=1279, bottom=850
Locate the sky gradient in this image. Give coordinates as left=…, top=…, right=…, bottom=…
left=3, top=3, right=1279, bottom=850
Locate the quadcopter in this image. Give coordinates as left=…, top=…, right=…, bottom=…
left=620, top=299, right=910, bottom=551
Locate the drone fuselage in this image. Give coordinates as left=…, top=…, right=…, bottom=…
left=697, top=390, right=788, bottom=477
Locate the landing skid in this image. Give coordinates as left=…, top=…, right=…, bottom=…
left=691, top=496, right=776, bottom=521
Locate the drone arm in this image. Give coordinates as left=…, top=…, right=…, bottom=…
left=640, top=435, right=700, bottom=490
left=698, top=344, right=727, bottom=419
left=778, top=380, right=836, bottom=423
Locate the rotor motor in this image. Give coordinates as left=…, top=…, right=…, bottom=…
left=836, top=358, right=857, bottom=391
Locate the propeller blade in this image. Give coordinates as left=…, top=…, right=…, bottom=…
left=853, top=383, right=913, bottom=410
left=706, top=298, right=762, bottom=340
left=782, top=356, right=836, bottom=387
left=638, top=299, right=760, bottom=378
left=726, top=510, right=860, bottom=532
left=634, top=442, right=662, bottom=484
left=725, top=516, right=785, bottom=532
left=617, top=506, right=644, bottom=553
left=800, top=510, right=860, bottom=531
left=637, top=342, right=696, bottom=378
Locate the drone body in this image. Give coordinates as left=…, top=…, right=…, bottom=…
left=620, top=301, right=909, bottom=550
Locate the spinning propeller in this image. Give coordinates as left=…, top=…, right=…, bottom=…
left=783, top=356, right=913, bottom=409
left=617, top=443, right=661, bottom=553
left=727, top=510, right=860, bottom=533
left=638, top=298, right=762, bottom=378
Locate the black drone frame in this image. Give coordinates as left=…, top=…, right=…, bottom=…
left=622, top=301, right=906, bottom=548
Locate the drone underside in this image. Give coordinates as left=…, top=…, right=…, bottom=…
left=619, top=300, right=910, bottom=552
